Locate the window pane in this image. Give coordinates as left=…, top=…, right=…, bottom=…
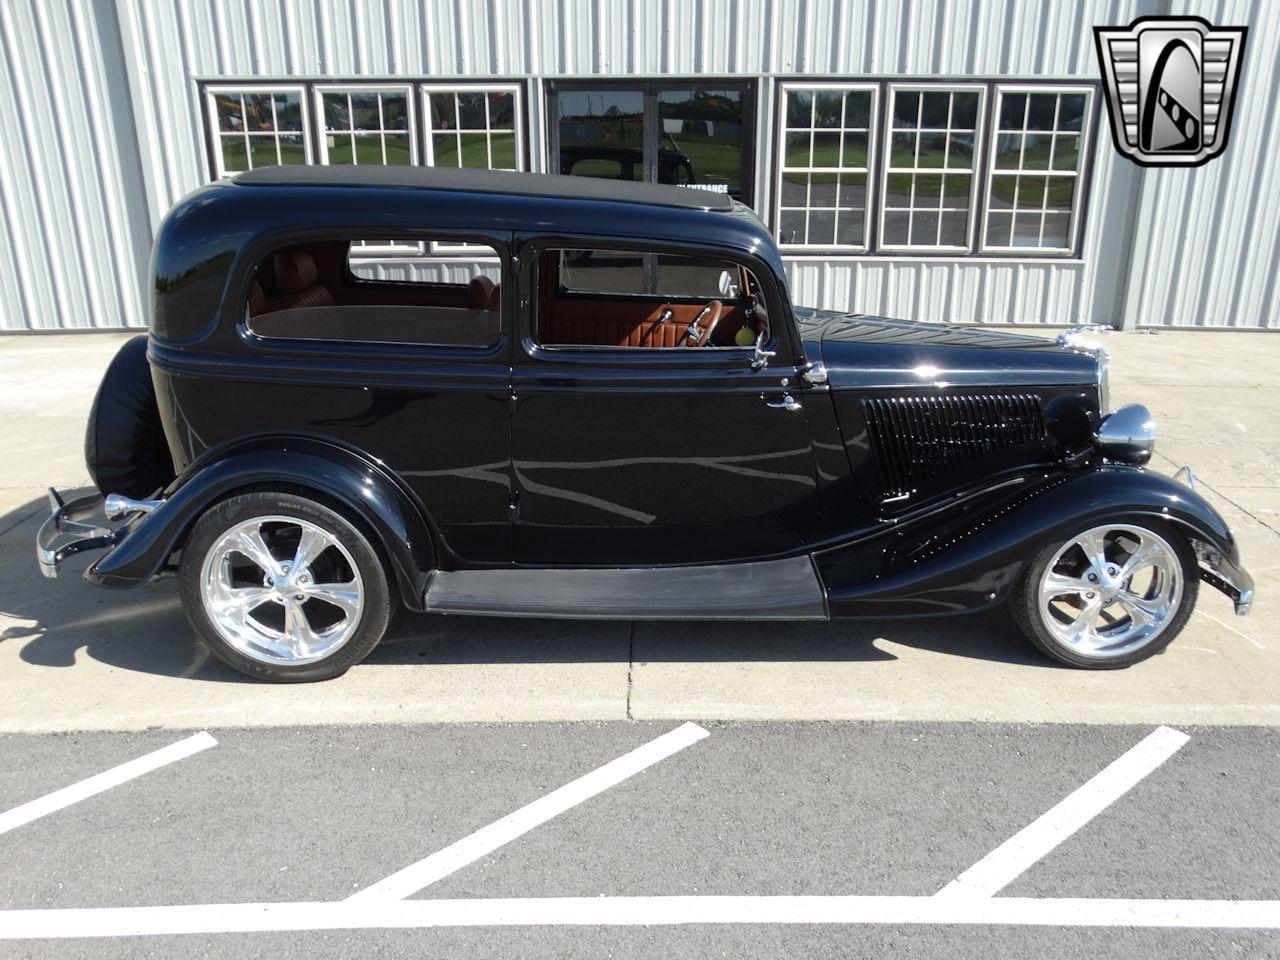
left=920, top=92, right=950, bottom=128
left=1044, top=177, right=1076, bottom=213
left=844, top=91, right=871, bottom=127
left=986, top=211, right=1013, bottom=247
left=432, top=133, right=460, bottom=166
left=220, top=135, right=247, bottom=173
left=1042, top=212, right=1071, bottom=248
left=810, top=173, right=837, bottom=207
left=910, top=210, right=940, bottom=246
left=939, top=211, right=968, bottom=246
left=383, top=94, right=409, bottom=130
left=273, top=93, right=302, bottom=131
left=654, top=254, right=743, bottom=297
left=559, top=248, right=646, bottom=295
left=489, top=91, right=515, bottom=129
left=913, top=173, right=943, bottom=207
left=890, top=131, right=916, bottom=166
left=657, top=88, right=746, bottom=198
left=946, top=133, right=973, bottom=168
left=243, top=94, right=274, bottom=131
left=1058, top=94, right=1087, bottom=132
left=883, top=211, right=910, bottom=244
left=780, top=171, right=808, bottom=206
left=1012, top=212, right=1042, bottom=247
left=893, top=92, right=919, bottom=127
left=1051, top=134, right=1080, bottom=171
left=429, top=93, right=457, bottom=130
left=836, top=208, right=865, bottom=245
left=328, top=136, right=354, bottom=165
left=994, top=134, right=1022, bottom=169
left=786, top=89, right=813, bottom=127
left=950, top=93, right=979, bottom=129
left=459, top=133, right=488, bottom=167
left=1022, top=133, right=1052, bottom=169
left=808, top=209, right=836, bottom=245
left=490, top=133, right=517, bottom=169
left=842, top=131, right=869, bottom=166
left=249, top=136, right=278, bottom=168
left=942, top=173, right=971, bottom=206
left=785, top=131, right=812, bottom=167
left=384, top=133, right=412, bottom=165
left=1027, top=94, right=1057, bottom=130
left=917, top=132, right=946, bottom=168
left=989, top=175, right=1016, bottom=209
left=323, top=93, right=349, bottom=129
left=215, top=94, right=243, bottom=131
left=811, top=131, right=840, bottom=166
left=999, top=93, right=1026, bottom=130
left=779, top=209, right=806, bottom=245
left=1019, top=175, right=1047, bottom=208
left=457, top=92, right=487, bottom=129
left=838, top=173, right=867, bottom=209
left=558, top=89, right=643, bottom=181
left=814, top=90, right=843, bottom=127
left=350, top=93, right=380, bottom=130
left=354, top=134, right=383, bottom=164
left=279, top=134, right=307, bottom=165
left=884, top=173, right=913, bottom=208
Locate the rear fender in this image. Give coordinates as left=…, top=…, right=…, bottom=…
left=820, top=466, right=1242, bottom=618
left=86, top=437, right=435, bottom=610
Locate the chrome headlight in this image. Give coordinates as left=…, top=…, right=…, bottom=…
left=1094, top=403, right=1155, bottom=464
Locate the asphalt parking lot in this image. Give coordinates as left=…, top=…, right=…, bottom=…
left=0, top=329, right=1278, bottom=956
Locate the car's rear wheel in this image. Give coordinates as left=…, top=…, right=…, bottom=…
left=1010, top=519, right=1198, bottom=669
left=180, top=491, right=392, bottom=682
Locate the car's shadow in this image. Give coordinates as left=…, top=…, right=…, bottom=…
left=1, top=492, right=1053, bottom=683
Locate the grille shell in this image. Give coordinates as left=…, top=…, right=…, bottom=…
left=863, top=394, right=1047, bottom=501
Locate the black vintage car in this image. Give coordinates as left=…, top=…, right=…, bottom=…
left=38, top=165, right=1252, bottom=682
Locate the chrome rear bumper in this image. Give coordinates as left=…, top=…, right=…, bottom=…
left=35, top=488, right=116, bottom=579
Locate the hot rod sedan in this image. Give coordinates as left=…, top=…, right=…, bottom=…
left=38, top=165, right=1252, bottom=682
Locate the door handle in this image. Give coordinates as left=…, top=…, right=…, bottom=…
left=765, top=393, right=802, bottom=412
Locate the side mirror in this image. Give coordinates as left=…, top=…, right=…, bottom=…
left=751, top=332, right=776, bottom=371
left=718, top=270, right=741, bottom=298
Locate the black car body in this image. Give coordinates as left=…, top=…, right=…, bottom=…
left=38, top=165, right=1253, bottom=681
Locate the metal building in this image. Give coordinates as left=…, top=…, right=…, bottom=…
left=0, top=0, right=1276, bottom=332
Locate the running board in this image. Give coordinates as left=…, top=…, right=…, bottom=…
left=424, top=556, right=827, bottom=620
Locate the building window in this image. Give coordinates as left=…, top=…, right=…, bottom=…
left=982, top=86, right=1093, bottom=252
left=776, top=84, right=877, bottom=251
left=879, top=85, right=984, bottom=252
left=206, top=86, right=310, bottom=177
left=772, top=80, right=1094, bottom=257
left=423, top=85, right=524, bottom=170
left=551, top=81, right=755, bottom=204
left=315, top=85, right=415, bottom=165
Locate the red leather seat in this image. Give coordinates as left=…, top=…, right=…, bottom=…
left=468, top=276, right=501, bottom=312
left=266, top=250, right=334, bottom=312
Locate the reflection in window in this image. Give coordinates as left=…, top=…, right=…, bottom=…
left=984, top=88, right=1091, bottom=252
left=317, top=87, right=414, bottom=165
left=881, top=86, right=984, bottom=250
left=776, top=85, right=876, bottom=250
left=557, top=90, right=645, bottom=180
left=657, top=89, right=745, bottom=199
left=209, top=87, right=308, bottom=177
left=426, top=86, right=522, bottom=170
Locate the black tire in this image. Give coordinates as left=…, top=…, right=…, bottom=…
left=180, top=491, right=392, bottom=682
left=1009, top=517, right=1199, bottom=669
left=84, top=335, right=174, bottom=499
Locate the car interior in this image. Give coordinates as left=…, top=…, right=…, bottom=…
left=246, top=240, right=503, bottom=347
left=245, top=240, right=767, bottom=351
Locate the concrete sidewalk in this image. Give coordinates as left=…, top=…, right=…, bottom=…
left=0, top=330, right=1276, bottom=732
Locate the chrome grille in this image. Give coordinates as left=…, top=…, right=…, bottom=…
left=863, top=394, right=1045, bottom=501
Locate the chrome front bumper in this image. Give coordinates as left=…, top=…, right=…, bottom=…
left=1173, top=465, right=1254, bottom=616
left=35, top=488, right=116, bottom=579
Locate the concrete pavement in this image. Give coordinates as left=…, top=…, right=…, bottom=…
left=0, top=329, right=1276, bottom=731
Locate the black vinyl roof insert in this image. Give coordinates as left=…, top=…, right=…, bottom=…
left=234, top=165, right=736, bottom=212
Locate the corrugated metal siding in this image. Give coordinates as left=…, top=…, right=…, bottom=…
left=0, top=0, right=151, bottom=330
left=1, top=0, right=1276, bottom=330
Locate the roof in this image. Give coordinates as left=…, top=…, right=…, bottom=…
left=234, top=164, right=735, bottom=212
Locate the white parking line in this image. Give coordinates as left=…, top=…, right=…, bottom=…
left=347, top=722, right=709, bottom=902
left=936, top=726, right=1189, bottom=899
left=0, top=732, right=217, bottom=836
left=2, top=895, right=1279, bottom=939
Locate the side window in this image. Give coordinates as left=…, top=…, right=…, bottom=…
left=246, top=240, right=503, bottom=348
left=538, top=247, right=766, bottom=350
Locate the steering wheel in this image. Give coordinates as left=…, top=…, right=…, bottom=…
left=681, top=300, right=724, bottom=347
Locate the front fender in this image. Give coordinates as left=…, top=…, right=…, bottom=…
left=86, top=437, right=435, bottom=610
left=820, top=466, right=1245, bottom=618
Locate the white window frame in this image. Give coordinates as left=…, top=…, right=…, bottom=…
left=421, top=83, right=526, bottom=171
left=774, top=82, right=880, bottom=253
left=314, top=84, right=420, bottom=256
left=979, top=84, right=1094, bottom=255
left=877, top=83, right=987, bottom=254
left=205, top=84, right=312, bottom=179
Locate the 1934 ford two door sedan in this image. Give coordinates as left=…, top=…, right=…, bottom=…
left=38, top=166, right=1253, bottom=682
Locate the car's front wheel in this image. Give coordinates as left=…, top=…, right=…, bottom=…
left=180, top=491, right=392, bottom=682
left=1010, top=519, right=1198, bottom=668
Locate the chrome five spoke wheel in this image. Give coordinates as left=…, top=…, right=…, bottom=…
left=1037, top=523, right=1184, bottom=660
left=199, top=515, right=364, bottom=667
